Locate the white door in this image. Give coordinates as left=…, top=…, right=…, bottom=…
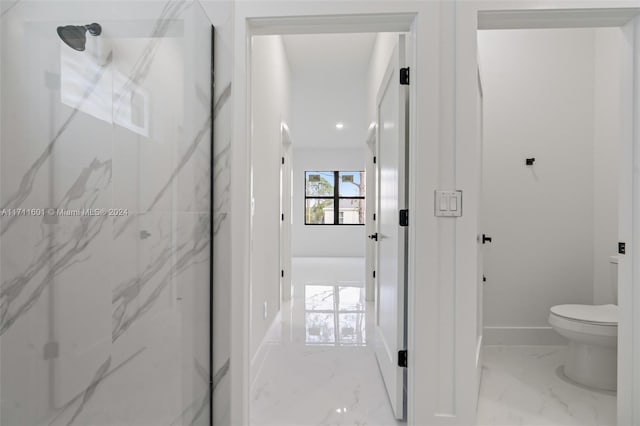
left=374, top=35, right=408, bottom=420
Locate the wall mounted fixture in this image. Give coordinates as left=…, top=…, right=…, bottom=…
left=56, top=23, right=102, bottom=51
left=525, top=157, right=536, bottom=166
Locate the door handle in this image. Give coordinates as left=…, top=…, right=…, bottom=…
left=368, top=233, right=378, bottom=241
left=482, top=234, right=492, bottom=244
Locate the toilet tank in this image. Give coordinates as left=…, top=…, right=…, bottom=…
left=609, top=256, right=619, bottom=303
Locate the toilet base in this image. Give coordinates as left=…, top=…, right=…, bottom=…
left=564, top=341, right=617, bottom=391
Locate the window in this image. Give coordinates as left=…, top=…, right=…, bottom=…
left=305, top=171, right=365, bottom=225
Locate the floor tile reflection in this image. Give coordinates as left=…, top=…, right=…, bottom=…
left=250, top=257, right=402, bottom=426
left=305, top=284, right=366, bottom=346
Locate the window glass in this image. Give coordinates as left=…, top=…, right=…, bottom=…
left=305, top=171, right=334, bottom=197
left=339, top=198, right=365, bottom=225
left=305, top=199, right=334, bottom=224
left=339, top=171, right=365, bottom=197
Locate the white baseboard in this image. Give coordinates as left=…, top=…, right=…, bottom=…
left=483, top=326, right=567, bottom=345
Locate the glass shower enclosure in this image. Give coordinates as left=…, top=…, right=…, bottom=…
left=0, top=1, right=213, bottom=424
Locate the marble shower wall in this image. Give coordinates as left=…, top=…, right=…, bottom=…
left=0, top=1, right=216, bottom=425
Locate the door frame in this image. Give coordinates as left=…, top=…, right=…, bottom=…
left=279, top=123, right=293, bottom=302
left=229, top=2, right=640, bottom=426
left=365, top=123, right=377, bottom=303
left=456, top=4, right=640, bottom=425
left=234, top=11, right=418, bottom=426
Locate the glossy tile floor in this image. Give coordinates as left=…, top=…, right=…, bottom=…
left=250, top=257, right=403, bottom=426
left=477, top=346, right=616, bottom=426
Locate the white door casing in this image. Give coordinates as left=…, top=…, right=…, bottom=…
left=280, top=123, right=292, bottom=301
left=366, top=124, right=377, bottom=303
left=374, top=34, right=408, bottom=421
left=476, top=65, right=484, bottom=394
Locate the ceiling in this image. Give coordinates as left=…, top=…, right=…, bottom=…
left=282, top=33, right=377, bottom=79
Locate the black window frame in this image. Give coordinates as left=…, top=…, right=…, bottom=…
left=304, top=170, right=365, bottom=226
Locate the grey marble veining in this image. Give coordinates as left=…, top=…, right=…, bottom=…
left=0, top=0, right=20, bottom=18
left=112, top=214, right=210, bottom=341
left=113, top=110, right=213, bottom=238
left=213, top=357, right=230, bottom=391
left=47, top=348, right=146, bottom=426
left=0, top=158, right=112, bottom=335
left=113, top=81, right=229, bottom=237
left=170, top=359, right=211, bottom=426
left=113, top=0, right=191, bottom=115
left=214, top=82, right=231, bottom=119
left=0, top=53, right=113, bottom=237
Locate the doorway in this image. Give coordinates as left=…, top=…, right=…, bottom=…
left=248, top=28, right=412, bottom=425
left=474, top=14, right=637, bottom=425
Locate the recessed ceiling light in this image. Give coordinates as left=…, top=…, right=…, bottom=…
left=335, top=122, right=344, bottom=129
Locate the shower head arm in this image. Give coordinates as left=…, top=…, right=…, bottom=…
left=85, top=23, right=102, bottom=36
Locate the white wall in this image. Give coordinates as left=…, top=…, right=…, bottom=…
left=479, top=28, right=622, bottom=344
left=288, top=36, right=369, bottom=258
left=250, top=35, right=291, bottom=362
left=292, top=147, right=365, bottom=257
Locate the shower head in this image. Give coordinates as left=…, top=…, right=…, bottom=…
left=56, top=23, right=102, bottom=52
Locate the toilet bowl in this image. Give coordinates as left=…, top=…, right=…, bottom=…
left=549, top=304, right=617, bottom=391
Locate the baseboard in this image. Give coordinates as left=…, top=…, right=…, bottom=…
left=483, top=326, right=567, bottom=345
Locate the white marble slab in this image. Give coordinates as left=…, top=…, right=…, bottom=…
left=477, top=345, right=616, bottom=426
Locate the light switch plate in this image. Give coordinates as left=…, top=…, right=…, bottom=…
left=435, top=190, right=462, bottom=217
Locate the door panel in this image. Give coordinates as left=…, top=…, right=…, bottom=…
left=374, top=35, right=408, bottom=421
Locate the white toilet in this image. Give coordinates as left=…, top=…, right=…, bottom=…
left=549, top=256, right=618, bottom=391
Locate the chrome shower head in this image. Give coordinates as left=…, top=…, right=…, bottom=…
left=56, top=23, right=102, bottom=52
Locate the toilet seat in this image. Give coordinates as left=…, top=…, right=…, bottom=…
left=549, top=304, right=617, bottom=338
left=550, top=304, right=618, bottom=325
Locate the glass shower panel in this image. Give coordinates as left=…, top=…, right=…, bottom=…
left=0, top=2, right=212, bottom=425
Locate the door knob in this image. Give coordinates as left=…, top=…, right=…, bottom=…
left=482, top=234, right=492, bottom=244
left=368, top=233, right=378, bottom=241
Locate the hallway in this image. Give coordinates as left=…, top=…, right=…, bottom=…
left=250, top=258, right=403, bottom=426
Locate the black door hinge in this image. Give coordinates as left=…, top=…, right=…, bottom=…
left=400, top=67, right=410, bottom=85
left=281, top=213, right=284, bottom=221
left=399, top=209, right=409, bottom=227
left=619, top=242, right=626, bottom=255
left=281, top=157, right=285, bottom=165
left=373, top=270, right=376, bottom=278
left=373, top=213, right=376, bottom=221
left=373, top=156, right=377, bottom=164
left=398, top=350, right=408, bottom=368
left=281, top=270, right=284, bottom=278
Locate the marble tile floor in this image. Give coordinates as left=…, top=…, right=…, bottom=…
left=250, top=257, right=403, bottom=426
left=477, top=345, right=616, bottom=426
